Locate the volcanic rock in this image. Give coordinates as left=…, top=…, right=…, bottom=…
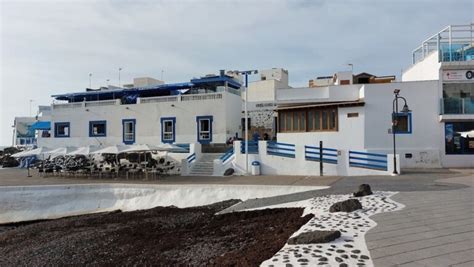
left=353, top=184, right=373, bottom=197
left=224, top=168, right=235, bottom=176
left=329, top=199, right=362, bottom=213
left=288, top=230, right=341, bottom=244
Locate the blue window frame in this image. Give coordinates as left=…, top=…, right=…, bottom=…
left=160, top=117, right=176, bottom=143
left=122, top=119, right=136, bottom=144
left=196, top=116, right=213, bottom=144
left=89, top=120, right=107, bottom=137
left=54, top=122, right=70, bottom=138
left=393, top=113, right=412, bottom=134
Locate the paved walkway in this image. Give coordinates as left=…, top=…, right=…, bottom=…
left=1, top=167, right=473, bottom=266
left=366, top=172, right=474, bottom=267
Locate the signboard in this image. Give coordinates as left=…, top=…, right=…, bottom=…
left=442, top=70, right=474, bottom=81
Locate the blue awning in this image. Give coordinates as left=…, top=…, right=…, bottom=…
left=30, top=121, right=51, bottom=130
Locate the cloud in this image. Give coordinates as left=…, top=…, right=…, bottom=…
left=1, top=0, right=473, bottom=145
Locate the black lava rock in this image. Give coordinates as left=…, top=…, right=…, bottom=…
left=329, top=199, right=363, bottom=213
left=353, top=184, right=373, bottom=197
left=288, top=230, right=341, bottom=244
left=223, top=168, right=235, bottom=176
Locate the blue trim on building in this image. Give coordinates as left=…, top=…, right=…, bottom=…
left=160, top=117, right=176, bottom=144
left=196, top=115, right=213, bottom=144
left=122, top=119, right=136, bottom=144
left=394, top=112, right=412, bottom=134
left=89, top=120, right=107, bottom=137
left=54, top=122, right=70, bottom=138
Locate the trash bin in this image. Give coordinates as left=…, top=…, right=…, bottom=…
left=251, top=161, right=260, bottom=175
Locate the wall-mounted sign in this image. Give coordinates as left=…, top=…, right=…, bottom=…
left=442, top=70, right=474, bottom=81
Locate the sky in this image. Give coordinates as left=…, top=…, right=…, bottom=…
left=1, top=0, right=473, bottom=146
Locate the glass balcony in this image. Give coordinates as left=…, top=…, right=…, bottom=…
left=441, top=97, right=474, bottom=114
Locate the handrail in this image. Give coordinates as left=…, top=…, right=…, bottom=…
left=267, top=142, right=295, bottom=158
left=240, top=141, right=259, bottom=154
left=304, top=145, right=338, bottom=164
left=220, top=147, right=234, bottom=163
left=186, top=153, right=196, bottom=163
left=349, top=150, right=387, bottom=171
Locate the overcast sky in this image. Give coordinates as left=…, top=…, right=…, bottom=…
left=1, top=0, right=473, bottom=146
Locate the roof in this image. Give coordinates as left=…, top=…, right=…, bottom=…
left=52, top=75, right=241, bottom=102
left=30, top=121, right=51, bottom=130
left=276, top=100, right=365, bottom=110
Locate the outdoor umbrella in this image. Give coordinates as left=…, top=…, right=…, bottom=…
left=156, top=143, right=187, bottom=152
left=11, top=147, right=51, bottom=158
left=91, top=145, right=131, bottom=154
left=45, top=146, right=78, bottom=159
left=458, top=130, right=474, bottom=138
left=67, top=145, right=102, bottom=156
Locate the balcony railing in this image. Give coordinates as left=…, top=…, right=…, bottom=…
left=440, top=98, right=474, bottom=114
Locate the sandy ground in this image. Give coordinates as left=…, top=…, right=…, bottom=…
left=0, top=200, right=312, bottom=266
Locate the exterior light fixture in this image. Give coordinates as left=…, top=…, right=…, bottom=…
left=392, top=89, right=410, bottom=175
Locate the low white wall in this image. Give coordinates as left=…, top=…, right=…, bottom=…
left=232, top=141, right=395, bottom=176
left=0, top=183, right=328, bottom=224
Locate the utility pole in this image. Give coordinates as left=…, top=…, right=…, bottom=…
left=234, top=69, right=258, bottom=174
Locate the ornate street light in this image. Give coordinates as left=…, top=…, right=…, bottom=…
left=392, top=89, right=411, bottom=175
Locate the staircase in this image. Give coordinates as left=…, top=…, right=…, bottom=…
left=188, top=153, right=221, bottom=176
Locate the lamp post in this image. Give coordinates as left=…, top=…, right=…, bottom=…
left=118, top=67, right=123, bottom=87
left=89, top=73, right=93, bottom=88
left=392, top=89, right=410, bottom=175
left=234, top=69, right=258, bottom=174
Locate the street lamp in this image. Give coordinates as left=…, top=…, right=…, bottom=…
left=234, top=69, right=258, bottom=174
left=392, top=89, right=411, bottom=175
left=118, top=67, right=123, bottom=87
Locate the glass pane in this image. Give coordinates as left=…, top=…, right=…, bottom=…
left=395, top=115, right=408, bottom=132
left=322, top=111, right=328, bottom=130
left=301, top=111, right=306, bottom=131
left=330, top=110, right=336, bottom=129
left=164, top=121, right=173, bottom=132
left=279, top=114, right=285, bottom=132
left=293, top=112, right=298, bottom=131
left=200, top=119, right=209, bottom=132
left=314, top=110, right=320, bottom=130
left=308, top=111, right=313, bottom=130
left=286, top=112, right=291, bottom=130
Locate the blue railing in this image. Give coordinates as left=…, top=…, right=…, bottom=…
left=349, top=150, right=387, bottom=171
left=186, top=153, right=196, bottom=163
left=267, top=142, right=295, bottom=158
left=175, top=143, right=190, bottom=153
left=220, top=147, right=234, bottom=163
left=304, top=146, right=338, bottom=164
left=240, top=141, right=259, bottom=154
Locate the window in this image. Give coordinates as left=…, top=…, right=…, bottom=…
left=393, top=113, right=412, bottom=134
left=445, top=122, right=474, bottom=155
left=122, top=119, right=136, bottom=144
left=54, top=122, right=70, bottom=138
left=89, top=121, right=107, bottom=137
left=278, top=108, right=338, bottom=133
left=197, top=116, right=213, bottom=143
left=160, top=117, right=176, bottom=143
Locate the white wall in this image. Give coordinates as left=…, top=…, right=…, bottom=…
left=246, top=79, right=287, bottom=102
left=276, top=85, right=361, bottom=104
left=277, top=106, right=365, bottom=150
left=402, top=52, right=441, bottom=81
left=39, top=92, right=241, bottom=148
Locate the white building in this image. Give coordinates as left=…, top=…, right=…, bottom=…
left=37, top=72, right=242, bottom=149
left=230, top=24, right=474, bottom=176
